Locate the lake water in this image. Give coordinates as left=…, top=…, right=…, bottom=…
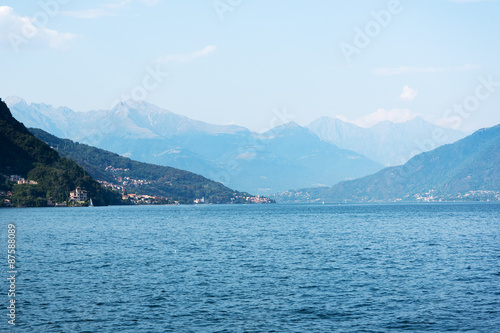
left=1, top=203, right=499, bottom=332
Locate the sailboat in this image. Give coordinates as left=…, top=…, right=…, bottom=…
left=89, top=198, right=94, bottom=207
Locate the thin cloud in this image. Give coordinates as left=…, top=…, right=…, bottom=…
left=103, top=0, right=159, bottom=9
left=0, top=6, right=77, bottom=51
left=373, top=64, right=480, bottom=75
left=63, top=9, right=116, bottom=19
left=400, top=86, right=418, bottom=101
left=140, top=0, right=160, bottom=5
left=156, top=45, right=217, bottom=64
left=338, top=109, right=419, bottom=128
left=64, top=0, right=159, bottom=19
left=103, top=0, right=132, bottom=10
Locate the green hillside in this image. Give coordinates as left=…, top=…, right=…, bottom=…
left=0, top=98, right=123, bottom=207
left=28, top=128, right=268, bottom=204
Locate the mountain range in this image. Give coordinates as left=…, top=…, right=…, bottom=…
left=29, top=128, right=263, bottom=204
left=275, top=124, right=500, bottom=203
left=308, top=116, right=465, bottom=166
left=0, top=98, right=270, bottom=206
left=6, top=97, right=466, bottom=194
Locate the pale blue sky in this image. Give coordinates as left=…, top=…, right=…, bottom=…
left=1, top=0, right=499, bottom=132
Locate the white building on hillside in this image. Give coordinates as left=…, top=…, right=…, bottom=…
left=70, top=187, right=88, bottom=202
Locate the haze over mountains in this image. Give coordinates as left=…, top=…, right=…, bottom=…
left=7, top=97, right=466, bottom=194
left=276, top=124, right=500, bottom=203
left=308, top=116, right=465, bottom=166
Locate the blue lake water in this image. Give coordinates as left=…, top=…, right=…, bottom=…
left=1, top=203, right=499, bottom=332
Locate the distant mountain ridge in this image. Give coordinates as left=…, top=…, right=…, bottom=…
left=275, top=124, right=500, bottom=203
left=29, top=128, right=265, bottom=204
left=1, top=97, right=276, bottom=206
left=4, top=97, right=248, bottom=142
left=308, top=116, right=466, bottom=166
left=7, top=97, right=385, bottom=194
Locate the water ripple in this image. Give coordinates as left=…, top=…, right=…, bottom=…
left=0, top=203, right=499, bottom=332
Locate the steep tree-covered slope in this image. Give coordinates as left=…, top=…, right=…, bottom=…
left=0, top=98, right=122, bottom=207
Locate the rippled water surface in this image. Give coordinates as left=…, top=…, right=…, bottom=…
left=1, top=203, right=499, bottom=332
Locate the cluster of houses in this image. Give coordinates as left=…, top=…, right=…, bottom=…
left=231, top=195, right=274, bottom=204
left=105, top=166, right=130, bottom=172
left=96, top=180, right=123, bottom=192
left=1, top=174, right=90, bottom=207
left=120, top=177, right=153, bottom=186
left=0, top=189, right=13, bottom=207
left=414, top=190, right=500, bottom=202
left=97, top=177, right=153, bottom=191
left=1, top=175, right=38, bottom=206
left=460, top=190, right=500, bottom=200
left=247, top=196, right=274, bottom=204
left=121, top=193, right=173, bottom=205
left=5, top=175, right=38, bottom=185
left=103, top=166, right=153, bottom=187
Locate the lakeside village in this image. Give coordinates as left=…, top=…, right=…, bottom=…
left=98, top=166, right=273, bottom=205
left=96, top=180, right=273, bottom=205
left=0, top=174, right=273, bottom=207
left=0, top=175, right=91, bottom=207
